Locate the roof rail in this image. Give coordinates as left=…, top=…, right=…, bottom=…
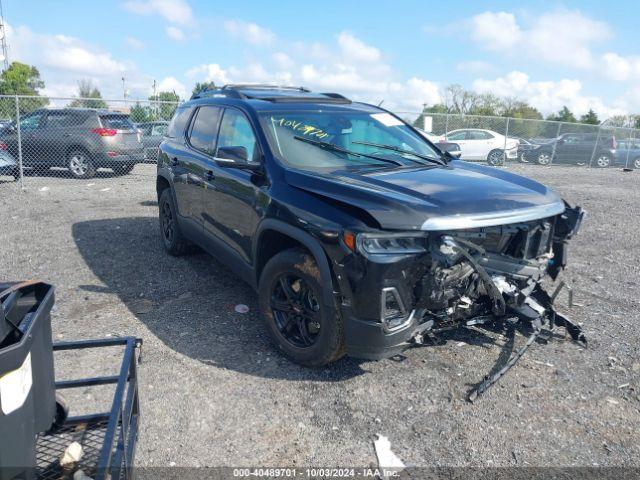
left=221, top=84, right=311, bottom=92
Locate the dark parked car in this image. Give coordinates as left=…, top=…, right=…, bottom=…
left=136, top=121, right=168, bottom=162
left=156, top=85, right=583, bottom=367
left=614, top=140, right=640, bottom=169
left=528, top=132, right=616, bottom=167
left=515, top=137, right=544, bottom=162
left=0, top=108, right=144, bottom=178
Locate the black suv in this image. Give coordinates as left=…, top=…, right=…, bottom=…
left=156, top=85, right=583, bottom=366
left=0, top=108, right=144, bottom=178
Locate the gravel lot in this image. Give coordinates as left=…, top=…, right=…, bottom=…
left=0, top=163, right=639, bottom=469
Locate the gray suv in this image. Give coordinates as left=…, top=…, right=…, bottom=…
left=0, top=108, right=144, bottom=178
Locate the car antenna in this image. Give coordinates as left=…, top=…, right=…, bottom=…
left=377, top=99, right=384, bottom=107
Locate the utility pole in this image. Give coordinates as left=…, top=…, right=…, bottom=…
left=121, top=77, right=127, bottom=100
left=0, top=0, right=10, bottom=71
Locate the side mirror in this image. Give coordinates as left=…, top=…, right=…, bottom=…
left=217, top=145, right=248, bottom=162
left=215, top=146, right=262, bottom=171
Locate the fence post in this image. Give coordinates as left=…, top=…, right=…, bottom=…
left=502, top=117, right=510, bottom=165
left=549, top=122, right=562, bottom=166
left=588, top=124, right=603, bottom=168
left=626, top=126, right=634, bottom=168
left=14, top=95, right=24, bottom=190
left=444, top=113, right=449, bottom=140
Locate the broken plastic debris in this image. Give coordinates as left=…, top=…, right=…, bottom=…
left=374, top=434, right=405, bottom=480
left=100, top=187, right=111, bottom=192
left=235, top=304, right=249, bottom=314
left=60, top=441, right=83, bottom=467
left=39, top=186, right=49, bottom=192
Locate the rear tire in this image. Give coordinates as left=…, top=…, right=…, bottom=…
left=158, top=188, right=190, bottom=256
left=487, top=149, right=504, bottom=166
left=259, top=249, right=345, bottom=366
left=113, top=163, right=135, bottom=175
left=67, top=149, right=96, bottom=179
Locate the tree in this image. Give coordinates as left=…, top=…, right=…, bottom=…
left=152, top=91, right=180, bottom=120
left=579, top=109, right=599, bottom=125
left=0, top=61, right=48, bottom=117
left=68, top=79, right=108, bottom=109
left=191, top=81, right=216, bottom=97
left=547, top=106, right=577, bottom=123
left=129, top=103, right=153, bottom=123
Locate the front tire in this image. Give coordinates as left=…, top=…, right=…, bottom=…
left=158, top=188, right=190, bottom=256
left=633, top=157, right=640, bottom=169
left=536, top=152, right=552, bottom=165
left=67, top=149, right=96, bottom=179
left=259, top=249, right=345, bottom=366
left=487, top=149, right=504, bottom=166
left=594, top=154, right=611, bottom=168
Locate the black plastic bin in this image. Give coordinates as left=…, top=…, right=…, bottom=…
left=0, top=281, right=56, bottom=479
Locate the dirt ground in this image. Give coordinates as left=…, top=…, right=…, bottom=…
left=0, top=163, right=638, bottom=469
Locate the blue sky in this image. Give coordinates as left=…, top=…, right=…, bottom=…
left=5, top=0, right=640, bottom=117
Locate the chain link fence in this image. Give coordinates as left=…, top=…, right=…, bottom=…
left=0, top=95, right=180, bottom=187
left=401, top=111, right=640, bottom=169
left=1, top=95, right=640, bottom=189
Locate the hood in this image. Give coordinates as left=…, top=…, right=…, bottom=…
left=285, top=161, right=565, bottom=231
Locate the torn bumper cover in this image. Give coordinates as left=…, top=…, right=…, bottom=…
left=342, top=203, right=585, bottom=398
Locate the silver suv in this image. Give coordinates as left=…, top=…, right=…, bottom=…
left=0, top=108, right=144, bottom=178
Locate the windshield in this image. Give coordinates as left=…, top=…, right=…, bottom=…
left=258, top=109, right=443, bottom=171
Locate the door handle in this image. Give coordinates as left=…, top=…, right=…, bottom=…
left=205, top=170, right=215, bottom=181
left=171, top=157, right=179, bottom=167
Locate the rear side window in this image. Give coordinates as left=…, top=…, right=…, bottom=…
left=468, top=130, right=493, bottom=140
left=188, top=106, right=222, bottom=155
left=46, top=112, right=84, bottom=128
left=100, top=115, right=135, bottom=130
left=167, top=107, right=194, bottom=138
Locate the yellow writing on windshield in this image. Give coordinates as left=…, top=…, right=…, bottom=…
left=270, top=117, right=329, bottom=139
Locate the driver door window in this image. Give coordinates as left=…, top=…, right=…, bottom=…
left=216, top=109, right=258, bottom=163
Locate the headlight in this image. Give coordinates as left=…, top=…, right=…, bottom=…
left=356, top=232, right=428, bottom=255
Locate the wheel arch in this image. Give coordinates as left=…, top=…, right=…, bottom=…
left=254, top=219, right=336, bottom=307
left=65, top=144, right=92, bottom=159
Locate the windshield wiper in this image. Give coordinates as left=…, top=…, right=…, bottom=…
left=352, top=140, right=447, bottom=166
left=293, top=135, right=403, bottom=167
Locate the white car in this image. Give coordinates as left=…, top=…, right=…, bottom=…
left=439, top=129, right=519, bottom=165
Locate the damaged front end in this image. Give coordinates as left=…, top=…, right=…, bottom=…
left=343, top=203, right=585, bottom=400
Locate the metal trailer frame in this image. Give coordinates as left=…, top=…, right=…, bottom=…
left=35, top=337, right=142, bottom=480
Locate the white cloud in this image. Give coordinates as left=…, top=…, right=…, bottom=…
left=472, top=71, right=626, bottom=118
left=157, top=76, right=188, bottom=99
left=185, top=32, right=440, bottom=111
left=4, top=22, right=157, bottom=100
left=471, top=12, right=522, bottom=51
left=165, top=26, right=185, bottom=41
left=8, top=24, right=126, bottom=77
left=337, top=32, right=381, bottom=63
left=224, top=20, right=275, bottom=46
left=469, top=9, right=610, bottom=69
left=123, top=0, right=194, bottom=24
left=186, top=63, right=231, bottom=86
left=126, top=37, right=146, bottom=50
